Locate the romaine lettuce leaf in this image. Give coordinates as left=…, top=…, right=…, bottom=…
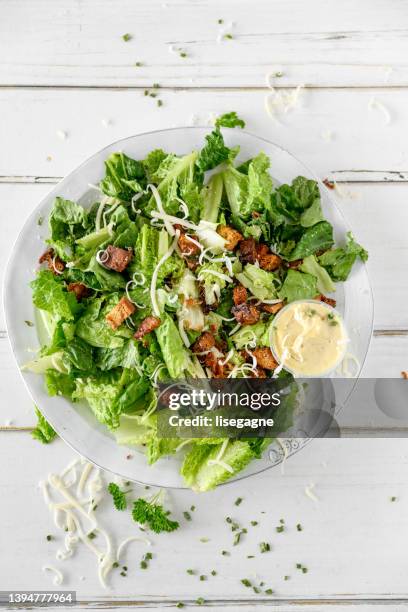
left=31, top=270, right=80, bottom=321
left=279, top=269, right=317, bottom=302
left=154, top=313, right=190, bottom=378
left=196, top=128, right=237, bottom=173
left=222, top=152, right=272, bottom=221
left=100, top=152, right=146, bottom=201
left=75, top=296, right=125, bottom=349
left=287, top=220, right=334, bottom=261
left=300, top=254, right=336, bottom=294
left=318, top=231, right=368, bottom=281
left=215, top=112, right=246, bottom=129
left=236, top=264, right=278, bottom=301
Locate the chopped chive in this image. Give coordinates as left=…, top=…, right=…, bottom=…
left=37, top=216, right=44, bottom=226
left=120, top=571, right=126, bottom=576
left=253, top=586, right=260, bottom=594
left=112, top=562, right=119, bottom=569
left=140, top=561, right=148, bottom=569
left=134, top=62, right=143, bottom=67
left=221, top=550, right=230, bottom=556
left=273, top=71, right=284, bottom=77
left=265, top=588, right=274, bottom=595
left=259, top=542, right=271, bottom=553
left=235, top=497, right=243, bottom=506
left=153, top=82, right=160, bottom=88
left=302, top=567, right=308, bottom=573
left=297, top=523, right=303, bottom=531
left=276, top=525, right=284, bottom=533
left=122, top=566, right=128, bottom=571
left=144, top=90, right=149, bottom=96
left=391, top=496, right=397, bottom=502
left=223, top=33, right=233, bottom=40
left=199, top=537, right=209, bottom=543
left=226, top=516, right=232, bottom=523
left=250, top=520, right=258, bottom=526
left=218, top=18, right=224, bottom=24
left=296, top=563, right=302, bottom=569
left=46, top=535, right=52, bottom=541
left=149, top=92, right=157, bottom=98
left=199, top=575, right=206, bottom=581
left=176, top=604, right=184, bottom=609
left=186, top=569, right=195, bottom=575
left=157, top=99, right=163, bottom=107
left=183, top=511, right=192, bottom=521
left=88, top=532, right=96, bottom=540
left=241, top=578, right=252, bottom=588
left=211, top=570, right=217, bottom=576
left=196, top=598, right=205, bottom=605
left=284, top=575, right=290, bottom=580
left=122, top=33, right=132, bottom=42
left=279, top=518, right=285, bottom=524
left=180, top=51, right=187, bottom=58
left=247, top=555, right=255, bottom=559
left=190, top=505, right=196, bottom=511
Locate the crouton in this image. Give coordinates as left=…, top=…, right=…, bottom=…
left=233, top=284, right=248, bottom=306
left=252, top=348, right=278, bottom=370
left=217, top=225, right=243, bottom=251
left=287, top=259, right=303, bottom=270
left=103, top=245, right=133, bottom=273
left=106, top=296, right=136, bottom=330
left=192, top=331, right=216, bottom=354
left=38, top=248, right=65, bottom=274
left=67, top=282, right=90, bottom=301
left=317, top=294, right=337, bottom=308
left=239, top=238, right=258, bottom=264
left=178, top=233, right=201, bottom=256
left=260, top=301, right=284, bottom=315
left=231, top=303, right=260, bottom=325
left=134, top=315, right=161, bottom=339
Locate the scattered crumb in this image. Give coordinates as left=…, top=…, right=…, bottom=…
left=46, top=155, right=52, bottom=162
left=401, top=371, right=408, bottom=379
left=56, top=130, right=67, bottom=140
left=126, top=454, right=133, bottom=460
left=322, top=178, right=335, bottom=189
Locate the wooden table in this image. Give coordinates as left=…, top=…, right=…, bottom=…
left=1, top=1, right=407, bottom=609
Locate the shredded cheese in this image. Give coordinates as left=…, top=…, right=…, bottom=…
left=42, top=565, right=64, bottom=585
left=304, top=482, right=319, bottom=503
left=150, top=230, right=180, bottom=316
left=368, top=96, right=391, bottom=125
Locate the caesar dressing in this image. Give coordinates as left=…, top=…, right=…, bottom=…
left=271, top=300, right=347, bottom=376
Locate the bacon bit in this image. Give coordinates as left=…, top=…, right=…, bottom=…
left=322, top=178, right=335, bottom=190
left=261, top=302, right=284, bottom=315
left=287, top=259, right=303, bottom=269
left=233, top=285, right=248, bottom=306
left=134, top=316, right=161, bottom=340
left=252, top=348, right=278, bottom=370
left=103, top=245, right=133, bottom=273
left=217, top=225, right=243, bottom=251
left=231, top=303, right=260, bottom=325
left=38, top=248, right=65, bottom=274
left=106, top=297, right=136, bottom=330
left=317, top=294, right=337, bottom=308
left=178, top=233, right=201, bottom=256
left=67, top=282, right=90, bottom=301
left=239, top=238, right=258, bottom=264
left=401, top=371, right=408, bottom=379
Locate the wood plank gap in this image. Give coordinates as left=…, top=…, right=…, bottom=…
left=1, top=84, right=408, bottom=91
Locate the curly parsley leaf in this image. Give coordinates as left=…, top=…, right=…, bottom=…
left=32, top=407, right=57, bottom=444
left=215, top=112, right=245, bottom=129
left=132, top=496, right=180, bottom=533
left=107, top=482, right=128, bottom=511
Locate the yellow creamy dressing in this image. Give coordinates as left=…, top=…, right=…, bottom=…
left=271, top=300, right=347, bottom=376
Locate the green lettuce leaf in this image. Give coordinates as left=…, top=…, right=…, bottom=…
left=236, top=264, right=278, bottom=301
left=222, top=152, right=272, bottom=221
left=32, top=407, right=57, bottom=444
left=196, top=128, right=237, bottom=173
left=318, top=232, right=368, bottom=281
left=287, top=221, right=334, bottom=261
left=279, top=269, right=317, bottom=302
left=154, top=313, right=190, bottom=378
left=100, top=152, right=146, bottom=201
left=215, top=112, right=246, bottom=129
left=31, top=270, right=80, bottom=321
left=75, top=296, right=125, bottom=349
left=45, top=370, right=76, bottom=398
left=300, top=254, right=336, bottom=294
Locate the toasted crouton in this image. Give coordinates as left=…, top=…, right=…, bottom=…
left=260, top=301, right=284, bottom=315
left=252, top=348, right=278, bottom=370
left=233, top=284, right=248, bottom=306
left=317, top=294, right=337, bottom=308
left=106, top=296, right=136, bottom=330
left=231, top=303, right=260, bottom=325
left=217, top=225, right=243, bottom=251
left=103, top=245, right=133, bottom=273
left=134, top=316, right=161, bottom=340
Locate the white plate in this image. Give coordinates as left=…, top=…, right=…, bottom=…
left=4, top=127, right=374, bottom=488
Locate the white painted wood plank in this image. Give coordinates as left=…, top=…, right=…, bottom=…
left=1, top=88, right=407, bottom=179
left=1, top=0, right=408, bottom=87
left=2, top=432, right=408, bottom=599
left=16, top=604, right=408, bottom=611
